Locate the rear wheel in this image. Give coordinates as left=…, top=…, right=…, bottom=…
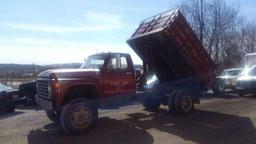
left=60, top=98, right=98, bottom=135
left=213, top=79, right=226, bottom=95
left=172, top=91, right=194, bottom=116
left=168, top=89, right=179, bottom=113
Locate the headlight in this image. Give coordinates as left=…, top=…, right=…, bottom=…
left=50, top=73, right=58, bottom=82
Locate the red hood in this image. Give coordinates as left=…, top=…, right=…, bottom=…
left=38, top=68, right=100, bottom=78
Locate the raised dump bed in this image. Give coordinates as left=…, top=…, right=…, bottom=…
left=127, top=8, right=216, bottom=88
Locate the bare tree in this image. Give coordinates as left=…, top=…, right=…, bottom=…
left=180, top=0, right=206, bottom=44
left=181, top=0, right=241, bottom=68
left=243, top=22, right=256, bottom=53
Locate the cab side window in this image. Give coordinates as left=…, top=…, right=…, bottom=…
left=120, top=56, right=128, bottom=70
left=107, top=56, right=118, bottom=70
left=106, top=54, right=129, bottom=71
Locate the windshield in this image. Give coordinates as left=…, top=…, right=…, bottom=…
left=220, top=69, right=242, bottom=76
left=80, top=55, right=106, bottom=69
left=0, top=83, right=11, bottom=91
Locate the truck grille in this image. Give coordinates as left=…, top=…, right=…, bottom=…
left=37, top=79, right=51, bottom=99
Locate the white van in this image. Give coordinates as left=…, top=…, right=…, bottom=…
left=243, top=53, right=256, bottom=68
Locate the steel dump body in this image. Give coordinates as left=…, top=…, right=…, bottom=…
left=127, top=9, right=216, bottom=88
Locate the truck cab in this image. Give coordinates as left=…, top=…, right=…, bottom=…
left=36, top=52, right=136, bottom=134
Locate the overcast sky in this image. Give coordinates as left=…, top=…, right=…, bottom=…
left=0, top=0, right=255, bottom=65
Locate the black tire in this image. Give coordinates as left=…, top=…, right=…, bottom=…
left=168, top=89, right=179, bottom=113
left=46, top=110, right=60, bottom=123
left=172, top=91, right=194, bottom=116
left=60, top=98, right=98, bottom=135
left=212, top=79, right=225, bottom=95
left=4, top=107, right=15, bottom=113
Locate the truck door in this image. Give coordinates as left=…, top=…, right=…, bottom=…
left=103, top=54, right=136, bottom=97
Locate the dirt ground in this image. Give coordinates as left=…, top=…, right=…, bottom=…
left=1, top=93, right=256, bottom=144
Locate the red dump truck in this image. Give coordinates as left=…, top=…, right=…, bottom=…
left=36, top=9, right=216, bottom=135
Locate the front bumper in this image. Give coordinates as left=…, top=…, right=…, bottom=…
left=236, top=80, right=256, bottom=94
left=0, top=97, right=27, bottom=109
left=0, top=89, right=27, bottom=109
left=35, top=95, right=53, bottom=110
left=235, top=87, right=256, bottom=95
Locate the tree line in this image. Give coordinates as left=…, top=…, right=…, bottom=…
left=180, top=0, right=256, bottom=71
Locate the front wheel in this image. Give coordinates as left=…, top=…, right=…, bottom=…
left=60, top=98, right=98, bottom=135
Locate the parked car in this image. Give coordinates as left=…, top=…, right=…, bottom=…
left=236, top=65, right=256, bottom=96
left=215, top=68, right=243, bottom=93
left=0, top=83, right=26, bottom=112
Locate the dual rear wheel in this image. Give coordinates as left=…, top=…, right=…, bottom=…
left=168, top=90, right=194, bottom=115
left=142, top=90, right=194, bottom=115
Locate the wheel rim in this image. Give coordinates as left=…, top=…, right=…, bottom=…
left=71, top=106, right=92, bottom=129
left=181, top=95, right=193, bottom=112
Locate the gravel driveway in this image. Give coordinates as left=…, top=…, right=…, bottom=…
left=1, top=93, right=256, bottom=144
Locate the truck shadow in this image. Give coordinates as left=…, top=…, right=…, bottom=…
left=27, top=116, right=154, bottom=144
left=27, top=109, right=256, bottom=144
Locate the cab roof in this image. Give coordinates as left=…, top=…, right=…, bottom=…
left=88, top=52, right=130, bottom=58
